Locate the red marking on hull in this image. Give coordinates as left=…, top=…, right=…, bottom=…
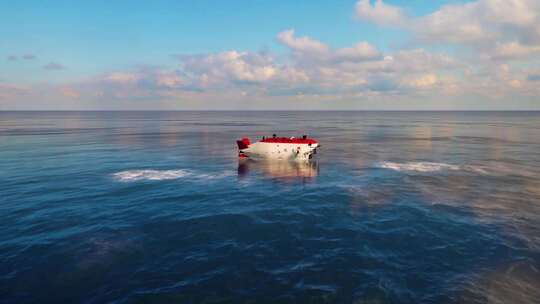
left=236, top=138, right=250, bottom=149
left=260, top=137, right=317, bottom=145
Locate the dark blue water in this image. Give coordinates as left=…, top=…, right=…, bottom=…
left=1, top=111, right=539, bottom=303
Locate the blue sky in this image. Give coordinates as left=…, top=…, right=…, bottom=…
left=1, top=0, right=539, bottom=110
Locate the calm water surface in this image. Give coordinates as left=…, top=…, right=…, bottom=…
left=1, top=111, right=539, bottom=303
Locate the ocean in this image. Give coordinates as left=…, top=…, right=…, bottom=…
left=1, top=111, right=539, bottom=303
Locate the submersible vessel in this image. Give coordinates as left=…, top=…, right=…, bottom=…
left=236, top=134, right=319, bottom=161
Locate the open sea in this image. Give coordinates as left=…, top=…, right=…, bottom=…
left=1, top=111, right=539, bottom=304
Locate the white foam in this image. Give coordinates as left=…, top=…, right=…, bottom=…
left=377, top=161, right=540, bottom=177
left=464, top=164, right=537, bottom=177
left=195, top=170, right=236, bottom=180
left=377, top=161, right=461, bottom=173
left=462, top=165, right=490, bottom=175
left=112, top=169, right=235, bottom=182
left=113, top=169, right=191, bottom=182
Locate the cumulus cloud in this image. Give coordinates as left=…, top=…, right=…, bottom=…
left=405, top=74, right=438, bottom=89
left=355, top=0, right=540, bottom=60
left=192, top=51, right=276, bottom=83
left=335, top=42, right=381, bottom=61
left=492, top=41, right=540, bottom=60
left=171, top=43, right=453, bottom=99
left=156, top=72, right=183, bottom=88
left=277, top=29, right=329, bottom=54
left=277, top=29, right=381, bottom=64
left=178, top=50, right=309, bottom=89
left=355, top=0, right=406, bottom=26
left=21, top=34, right=466, bottom=103
left=3, top=1, right=539, bottom=109
left=97, top=69, right=178, bottom=99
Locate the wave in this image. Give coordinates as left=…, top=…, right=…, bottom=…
left=377, top=161, right=461, bottom=173
left=112, top=169, right=235, bottom=182
left=195, top=171, right=236, bottom=180
left=377, top=161, right=538, bottom=177
left=375, top=161, right=540, bottom=177
left=113, top=169, right=191, bottom=182
left=463, top=164, right=536, bottom=177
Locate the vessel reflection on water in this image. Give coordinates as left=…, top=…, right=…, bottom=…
left=238, top=159, right=318, bottom=182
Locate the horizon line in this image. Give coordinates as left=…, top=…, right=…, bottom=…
left=1, top=109, right=540, bottom=112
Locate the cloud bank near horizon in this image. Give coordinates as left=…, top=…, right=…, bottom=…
left=1, top=0, right=540, bottom=110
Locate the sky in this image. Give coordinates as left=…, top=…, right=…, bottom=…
left=1, top=0, right=540, bottom=110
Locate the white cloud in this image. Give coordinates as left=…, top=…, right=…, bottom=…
left=3, top=1, right=539, bottom=109
left=411, top=1, right=488, bottom=44
left=355, top=0, right=405, bottom=26
left=156, top=72, right=183, bottom=88
left=492, top=41, right=540, bottom=59
left=180, top=50, right=309, bottom=88
left=355, top=0, right=540, bottom=60
left=31, top=40, right=465, bottom=103
left=277, top=29, right=381, bottom=63
left=335, top=42, right=381, bottom=61
left=277, top=29, right=329, bottom=54
left=405, top=74, right=438, bottom=89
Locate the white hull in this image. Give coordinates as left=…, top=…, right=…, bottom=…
left=241, top=142, right=318, bottom=161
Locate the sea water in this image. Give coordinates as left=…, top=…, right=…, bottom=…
left=1, top=111, right=539, bottom=303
